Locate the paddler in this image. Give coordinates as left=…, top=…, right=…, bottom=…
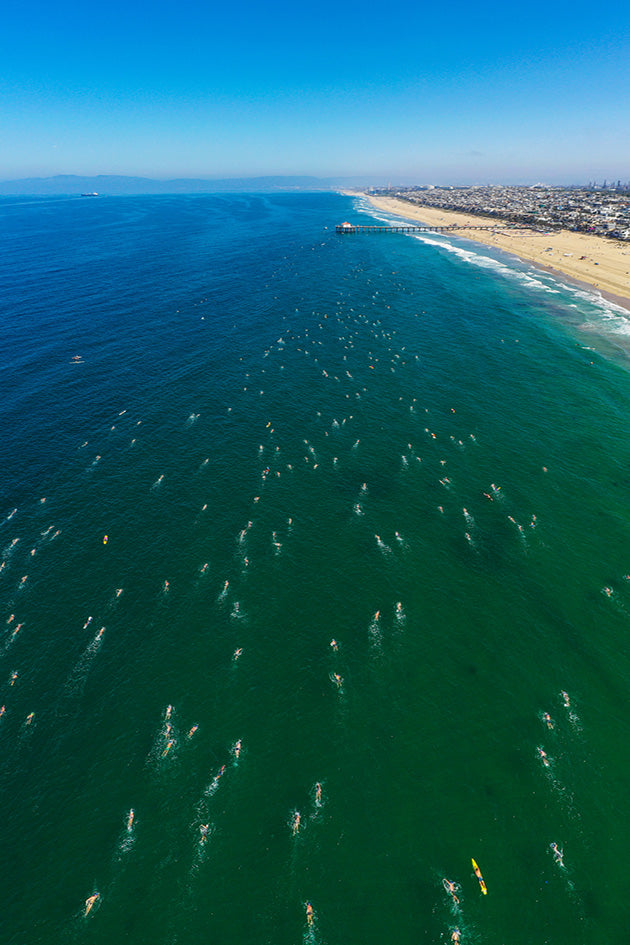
left=472, top=858, right=487, bottom=894
left=84, top=892, right=100, bottom=916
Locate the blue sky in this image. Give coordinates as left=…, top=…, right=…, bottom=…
left=1, top=0, right=629, bottom=183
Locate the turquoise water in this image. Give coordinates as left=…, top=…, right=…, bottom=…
left=2, top=191, right=630, bottom=944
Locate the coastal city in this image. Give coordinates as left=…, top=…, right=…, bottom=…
left=370, top=183, right=630, bottom=241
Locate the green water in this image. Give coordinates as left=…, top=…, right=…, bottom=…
left=2, top=192, right=630, bottom=944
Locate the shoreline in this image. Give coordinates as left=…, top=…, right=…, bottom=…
left=357, top=193, right=630, bottom=314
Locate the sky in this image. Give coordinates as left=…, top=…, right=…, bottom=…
left=1, top=0, right=629, bottom=184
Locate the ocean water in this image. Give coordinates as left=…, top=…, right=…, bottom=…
left=2, top=191, right=630, bottom=945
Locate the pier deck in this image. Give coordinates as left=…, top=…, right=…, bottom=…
left=336, top=222, right=513, bottom=234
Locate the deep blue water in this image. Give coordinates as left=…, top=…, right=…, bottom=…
left=2, top=191, right=630, bottom=945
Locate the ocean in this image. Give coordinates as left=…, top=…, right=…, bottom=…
left=1, top=190, right=630, bottom=945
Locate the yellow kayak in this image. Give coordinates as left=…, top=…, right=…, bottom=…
left=472, top=858, right=487, bottom=895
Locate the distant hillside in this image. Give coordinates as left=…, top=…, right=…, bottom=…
left=0, top=174, right=386, bottom=195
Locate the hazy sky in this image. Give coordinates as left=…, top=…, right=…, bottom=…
left=2, top=0, right=629, bottom=183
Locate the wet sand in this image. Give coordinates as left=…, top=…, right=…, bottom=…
left=361, top=194, right=630, bottom=312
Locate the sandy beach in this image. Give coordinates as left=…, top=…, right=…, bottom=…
left=361, top=194, right=630, bottom=312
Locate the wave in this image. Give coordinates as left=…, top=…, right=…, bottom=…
left=354, top=195, right=630, bottom=342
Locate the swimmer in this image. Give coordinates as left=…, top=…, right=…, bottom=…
left=206, top=766, right=224, bottom=795
left=305, top=901, right=314, bottom=926
left=332, top=672, right=343, bottom=689
left=537, top=746, right=550, bottom=767
left=187, top=724, right=199, bottom=739
left=442, top=878, right=459, bottom=905
left=84, top=893, right=100, bottom=916
left=0, top=705, right=5, bottom=717
left=233, top=647, right=243, bottom=660
left=199, top=823, right=210, bottom=843
left=162, top=738, right=175, bottom=758
left=542, top=712, right=554, bottom=729
left=83, top=616, right=93, bottom=629
left=127, top=809, right=135, bottom=831
left=25, top=712, right=35, bottom=725
left=330, top=639, right=338, bottom=651
left=315, top=782, right=322, bottom=805
left=451, top=929, right=461, bottom=944
left=163, top=580, right=169, bottom=592
left=10, top=671, right=18, bottom=686
left=550, top=842, right=564, bottom=867
left=292, top=811, right=301, bottom=835
left=561, top=690, right=570, bottom=708
left=233, top=739, right=242, bottom=759
left=103, top=535, right=108, bottom=545
left=165, top=705, right=173, bottom=720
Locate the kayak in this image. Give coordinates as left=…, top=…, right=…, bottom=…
left=472, top=858, right=487, bottom=895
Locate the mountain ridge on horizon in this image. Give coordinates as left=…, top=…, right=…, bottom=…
left=0, top=173, right=385, bottom=195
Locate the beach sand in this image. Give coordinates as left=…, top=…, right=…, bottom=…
left=361, top=194, right=630, bottom=312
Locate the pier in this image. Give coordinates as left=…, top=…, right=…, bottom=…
left=336, top=222, right=511, bottom=234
